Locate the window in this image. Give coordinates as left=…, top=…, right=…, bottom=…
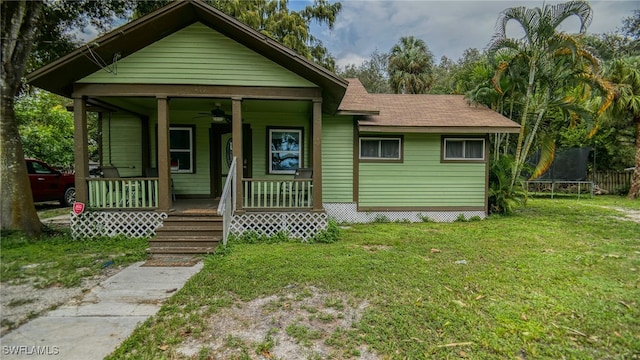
left=170, top=126, right=194, bottom=173
left=29, top=161, right=56, bottom=174
left=268, top=128, right=302, bottom=174
left=443, top=138, right=485, bottom=161
left=359, top=137, right=402, bottom=161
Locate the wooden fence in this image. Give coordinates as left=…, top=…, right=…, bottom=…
left=588, top=171, right=633, bottom=192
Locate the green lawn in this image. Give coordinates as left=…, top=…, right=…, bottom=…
left=0, top=231, right=148, bottom=288
left=111, top=197, right=640, bottom=358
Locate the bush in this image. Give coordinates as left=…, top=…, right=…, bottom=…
left=312, top=219, right=340, bottom=243
left=488, top=154, right=528, bottom=215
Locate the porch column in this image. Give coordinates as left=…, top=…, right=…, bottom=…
left=312, top=99, right=323, bottom=211
left=73, top=96, right=89, bottom=204
left=232, top=97, right=243, bottom=212
left=157, top=96, right=172, bottom=210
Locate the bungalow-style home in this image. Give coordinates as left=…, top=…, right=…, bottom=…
left=26, top=0, right=519, bottom=253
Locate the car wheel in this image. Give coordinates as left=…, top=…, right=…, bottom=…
left=61, top=187, right=76, bottom=207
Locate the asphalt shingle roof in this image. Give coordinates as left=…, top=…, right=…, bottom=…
left=339, top=78, right=520, bottom=133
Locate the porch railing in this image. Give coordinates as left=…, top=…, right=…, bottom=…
left=87, top=178, right=159, bottom=209
left=242, top=178, right=313, bottom=209
left=217, top=157, right=236, bottom=245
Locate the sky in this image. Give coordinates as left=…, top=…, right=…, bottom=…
left=300, top=0, right=639, bottom=69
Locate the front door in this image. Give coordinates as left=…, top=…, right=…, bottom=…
left=210, top=123, right=252, bottom=197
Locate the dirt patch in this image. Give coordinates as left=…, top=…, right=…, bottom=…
left=0, top=266, right=124, bottom=336
left=176, top=285, right=377, bottom=359
left=603, top=206, right=640, bottom=224
left=354, top=244, right=392, bottom=252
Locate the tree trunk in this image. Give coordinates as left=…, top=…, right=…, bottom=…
left=510, top=58, right=537, bottom=190
left=628, top=117, right=640, bottom=200
left=1, top=1, right=45, bottom=236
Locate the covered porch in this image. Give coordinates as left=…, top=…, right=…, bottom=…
left=72, top=86, right=326, bottom=214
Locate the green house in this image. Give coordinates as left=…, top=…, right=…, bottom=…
left=27, top=0, right=519, bottom=248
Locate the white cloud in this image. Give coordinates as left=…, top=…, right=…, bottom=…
left=335, top=53, right=369, bottom=69
left=316, top=0, right=639, bottom=67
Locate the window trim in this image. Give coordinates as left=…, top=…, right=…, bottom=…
left=170, top=125, right=196, bottom=173
left=267, top=127, right=304, bottom=175
left=359, top=136, right=403, bottom=163
left=441, top=136, right=486, bottom=163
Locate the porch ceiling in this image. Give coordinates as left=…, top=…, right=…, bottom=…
left=93, top=97, right=312, bottom=117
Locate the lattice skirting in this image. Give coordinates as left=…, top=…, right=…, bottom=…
left=230, top=212, right=328, bottom=241
left=324, top=203, right=486, bottom=223
left=70, top=211, right=168, bottom=239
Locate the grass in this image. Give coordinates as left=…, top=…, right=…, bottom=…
left=0, top=229, right=148, bottom=288
left=35, top=205, right=71, bottom=219
left=105, top=196, right=639, bottom=359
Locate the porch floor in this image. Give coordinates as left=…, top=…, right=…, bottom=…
left=170, top=198, right=220, bottom=214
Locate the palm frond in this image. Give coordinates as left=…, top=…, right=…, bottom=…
left=548, top=1, right=592, bottom=34
left=529, top=135, right=556, bottom=180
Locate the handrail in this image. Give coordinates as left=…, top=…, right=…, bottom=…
left=218, top=157, right=236, bottom=245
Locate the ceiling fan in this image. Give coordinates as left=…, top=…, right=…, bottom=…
left=194, top=103, right=231, bottom=123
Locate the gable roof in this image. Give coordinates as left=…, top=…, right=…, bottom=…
left=337, top=78, right=379, bottom=115
left=339, top=79, right=520, bottom=133
left=26, top=0, right=347, bottom=112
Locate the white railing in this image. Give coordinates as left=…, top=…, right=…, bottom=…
left=242, top=179, right=313, bottom=209
left=87, top=178, right=159, bottom=209
left=217, top=157, right=237, bottom=245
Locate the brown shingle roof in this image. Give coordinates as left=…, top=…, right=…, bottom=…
left=337, top=78, right=379, bottom=114
left=339, top=79, right=520, bottom=133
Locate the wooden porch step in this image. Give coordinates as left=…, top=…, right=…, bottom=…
left=149, top=212, right=223, bottom=255
left=163, top=215, right=222, bottom=222
left=156, top=226, right=222, bottom=234
left=148, top=246, right=217, bottom=254
left=152, top=234, right=222, bottom=241
left=150, top=237, right=220, bottom=248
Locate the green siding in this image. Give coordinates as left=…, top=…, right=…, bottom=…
left=322, top=116, right=353, bottom=202
left=102, top=114, right=142, bottom=177
left=359, top=133, right=486, bottom=207
left=79, top=23, right=316, bottom=87
left=147, top=109, right=311, bottom=196
left=149, top=111, right=211, bottom=196
left=244, top=112, right=311, bottom=180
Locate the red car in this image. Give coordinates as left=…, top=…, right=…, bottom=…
left=25, top=158, right=75, bottom=207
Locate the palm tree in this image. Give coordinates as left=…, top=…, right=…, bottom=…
left=388, top=36, right=434, bottom=94
left=604, top=56, right=640, bottom=199
left=488, top=1, right=611, bottom=189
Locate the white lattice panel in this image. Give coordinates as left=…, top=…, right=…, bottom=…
left=70, top=211, right=167, bottom=239
left=230, top=212, right=328, bottom=241
left=324, top=203, right=486, bottom=223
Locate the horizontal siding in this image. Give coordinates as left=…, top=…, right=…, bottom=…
left=322, top=116, right=353, bottom=202
left=359, top=133, right=486, bottom=207
left=79, top=23, right=316, bottom=88
left=149, top=112, right=211, bottom=196
left=102, top=114, right=142, bottom=177
left=244, top=112, right=311, bottom=180
left=147, top=107, right=312, bottom=195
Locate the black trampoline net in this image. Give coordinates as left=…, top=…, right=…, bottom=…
left=528, top=147, right=591, bottom=181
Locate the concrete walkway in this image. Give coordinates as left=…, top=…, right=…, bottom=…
left=0, top=261, right=203, bottom=359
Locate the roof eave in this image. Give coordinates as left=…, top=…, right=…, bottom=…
left=336, top=110, right=380, bottom=116
left=358, top=125, right=521, bottom=134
